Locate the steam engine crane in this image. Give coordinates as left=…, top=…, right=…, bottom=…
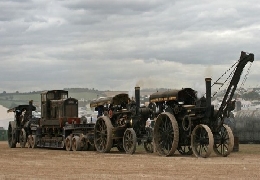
left=214, top=51, right=254, bottom=129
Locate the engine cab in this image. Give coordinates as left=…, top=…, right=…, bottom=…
left=40, top=90, right=80, bottom=127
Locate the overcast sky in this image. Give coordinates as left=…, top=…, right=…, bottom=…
left=1, top=0, right=259, bottom=94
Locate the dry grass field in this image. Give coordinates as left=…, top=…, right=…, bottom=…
left=0, top=141, right=260, bottom=180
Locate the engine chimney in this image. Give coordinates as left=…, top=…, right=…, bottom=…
left=135, top=87, right=140, bottom=115
left=205, top=78, right=212, bottom=118
left=29, top=100, right=33, bottom=117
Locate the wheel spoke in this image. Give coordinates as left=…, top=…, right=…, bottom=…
left=94, top=117, right=113, bottom=153
left=153, top=112, right=179, bottom=156
left=123, top=128, right=136, bottom=154
left=213, top=124, right=234, bottom=157
left=191, top=125, right=213, bottom=158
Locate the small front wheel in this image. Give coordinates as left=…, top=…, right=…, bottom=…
left=123, top=128, right=137, bottom=154
left=191, top=124, right=213, bottom=158
left=213, top=124, right=234, bottom=157
left=144, top=142, right=154, bottom=153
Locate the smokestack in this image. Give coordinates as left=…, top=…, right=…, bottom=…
left=29, top=100, right=33, bottom=116
left=205, top=78, right=212, bottom=118
left=135, top=87, right=140, bottom=114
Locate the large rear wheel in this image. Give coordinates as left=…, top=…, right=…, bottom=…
left=153, top=112, right=179, bottom=156
left=191, top=124, right=213, bottom=158
left=94, top=116, right=113, bottom=153
left=8, top=123, right=16, bottom=148
left=213, top=124, right=234, bottom=157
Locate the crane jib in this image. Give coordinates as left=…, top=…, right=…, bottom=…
left=216, top=51, right=254, bottom=125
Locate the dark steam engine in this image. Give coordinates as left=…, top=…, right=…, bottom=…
left=151, top=51, right=254, bottom=158
left=150, top=79, right=234, bottom=157
left=91, top=87, right=153, bottom=154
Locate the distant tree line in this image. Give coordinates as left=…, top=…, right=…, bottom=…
left=64, top=88, right=99, bottom=92
left=1, top=90, right=43, bottom=95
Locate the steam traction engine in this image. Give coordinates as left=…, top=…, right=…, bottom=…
left=151, top=51, right=254, bottom=157
left=90, top=87, right=153, bottom=154
left=8, top=90, right=95, bottom=151
left=7, top=103, right=36, bottom=148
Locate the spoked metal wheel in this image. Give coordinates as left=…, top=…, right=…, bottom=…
left=144, top=127, right=154, bottom=153
left=213, top=124, right=234, bottom=157
left=177, top=146, right=193, bottom=155
left=65, top=135, right=72, bottom=151
left=8, top=123, right=16, bottom=148
left=144, top=142, right=154, bottom=153
left=191, top=124, right=213, bottom=158
left=94, top=116, right=113, bottom=153
left=123, top=128, right=137, bottom=154
left=19, top=128, right=27, bottom=148
left=153, top=112, right=179, bottom=156
left=72, top=136, right=81, bottom=151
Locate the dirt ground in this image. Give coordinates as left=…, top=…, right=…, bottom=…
left=0, top=142, right=260, bottom=180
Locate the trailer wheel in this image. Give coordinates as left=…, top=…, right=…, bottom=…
left=213, top=124, right=234, bottom=157
left=191, top=124, right=213, bottom=158
left=153, top=112, right=179, bottom=156
left=8, top=123, right=16, bottom=148
left=65, top=136, right=72, bottom=151
left=72, top=136, right=81, bottom=151
left=94, top=116, right=113, bottom=153
left=19, top=128, right=27, bottom=148
left=123, top=128, right=137, bottom=154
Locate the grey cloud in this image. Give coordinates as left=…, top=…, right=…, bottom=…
left=63, top=0, right=171, bottom=14
left=0, top=0, right=33, bottom=21
left=0, top=0, right=259, bottom=92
